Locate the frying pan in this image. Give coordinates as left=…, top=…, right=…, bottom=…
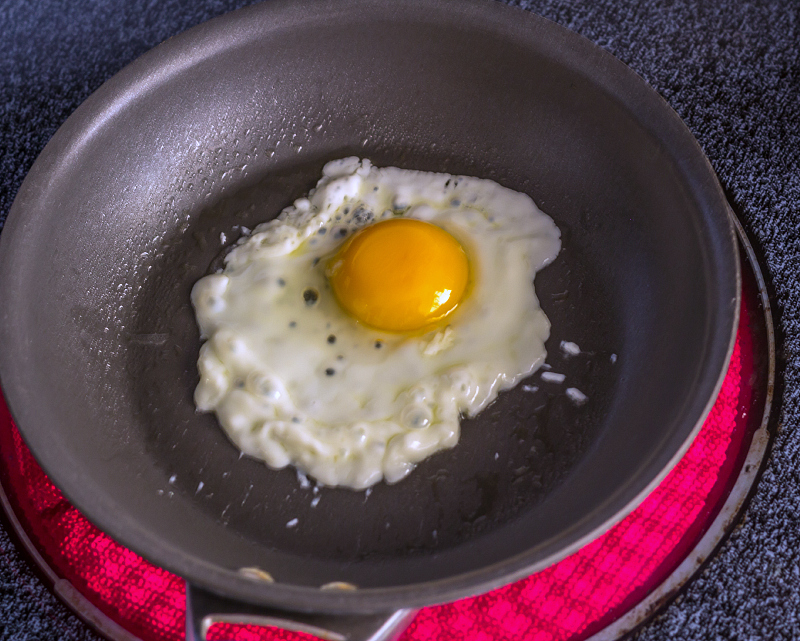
left=0, top=0, right=739, bottom=639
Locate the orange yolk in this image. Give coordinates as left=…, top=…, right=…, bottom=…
left=326, top=218, right=469, bottom=332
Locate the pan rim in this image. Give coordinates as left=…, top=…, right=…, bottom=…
left=0, top=0, right=740, bottom=614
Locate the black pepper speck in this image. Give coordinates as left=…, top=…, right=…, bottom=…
left=352, top=206, right=374, bottom=226
left=325, top=368, right=335, bottom=376
left=375, top=341, right=382, bottom=349
left=327, top=334, right=336, bottom=344
left=303, top=288, right=319, bottom=305
left=277, top=278, right=286, bottom=287
left=289, top=321, right=297, bottom=328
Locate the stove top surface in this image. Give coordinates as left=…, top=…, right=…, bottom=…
left=0, top=1, right=798, bottom=640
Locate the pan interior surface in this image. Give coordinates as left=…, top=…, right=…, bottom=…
left=0, top=0, right=738, bottom=613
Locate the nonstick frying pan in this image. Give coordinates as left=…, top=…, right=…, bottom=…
left=0, top=0, right=739, bottom=638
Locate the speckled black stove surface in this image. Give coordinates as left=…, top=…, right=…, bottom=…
left=1, top=0, right=798, bottom=639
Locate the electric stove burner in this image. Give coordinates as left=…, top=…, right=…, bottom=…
left=0, top=216, right=774, bottom=641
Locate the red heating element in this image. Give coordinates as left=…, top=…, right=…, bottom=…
left=0, top=298, right=753, bottom=641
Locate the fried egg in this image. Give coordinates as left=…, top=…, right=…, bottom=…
left=191, top=158, right=561, bottom=489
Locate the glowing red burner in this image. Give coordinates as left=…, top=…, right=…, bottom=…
left=0, top=289, right=763, bottom=641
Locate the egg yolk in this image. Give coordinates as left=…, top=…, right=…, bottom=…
left=327, top=218, right=469, bottom=332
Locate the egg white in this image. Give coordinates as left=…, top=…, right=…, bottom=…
left=191, top=158, right=561, bottom=489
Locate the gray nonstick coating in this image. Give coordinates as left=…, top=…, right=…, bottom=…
left=0, top=0, right=738, bottom=615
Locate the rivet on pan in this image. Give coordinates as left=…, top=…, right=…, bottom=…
left=238, top=567, right=275, bottom=583
left=320, top=582, right=358, bottom=591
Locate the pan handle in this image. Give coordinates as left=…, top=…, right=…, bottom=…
left=185, top=582, right=418, bottom=641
